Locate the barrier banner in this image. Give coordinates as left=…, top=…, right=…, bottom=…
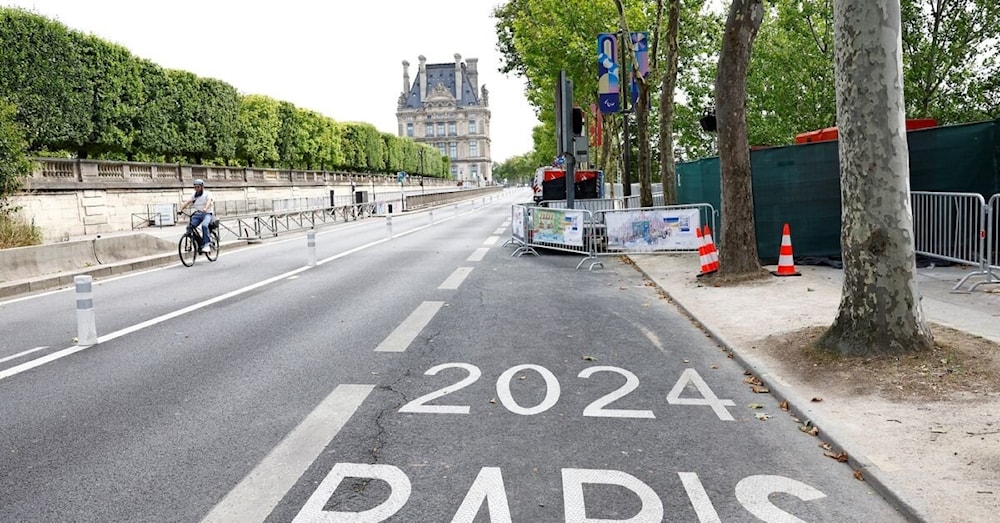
left=605, top=209, right=701, bottom=251
left=533, top=208, right=585, bottom=247
left=512, top=205, right=526, bottom=241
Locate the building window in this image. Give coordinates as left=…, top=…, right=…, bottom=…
left=469, top=140, right=478, bottom=157
left=406, top=123, right=414, bottom=137
left=448, top=122, right=457, bottom=136
left=437, top=122, right=445, bottom=137
left=449, top=142, right=458, bottom=159
left=468, top=120, right=477, bottom=134
left=471, top=164, right=479, bottom=177
left=425, top=123, right=434, bottom=137
left=437, top=143, right=446, bottom=155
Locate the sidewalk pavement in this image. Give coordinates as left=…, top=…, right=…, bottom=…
left=628, top=253, right=1000, bottom=523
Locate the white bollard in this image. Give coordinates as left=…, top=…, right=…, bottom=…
left=454, top=204, right=459, bottom=216
left=429, top=210, right=435, bottom=225
left=306, top=230, right=317, bottom=266
left=386, top=215, right=393, bottom=239
left=75, top=275, right=97, bottom=346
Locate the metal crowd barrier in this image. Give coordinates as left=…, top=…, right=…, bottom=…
left=911, top=191, right=999, bottom=292
left=508, top=202, right=717, bottom=270
left=215, top=202, right=378, bottom=242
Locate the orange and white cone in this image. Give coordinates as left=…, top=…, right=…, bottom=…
left=696, top=226, right=716, bottom=277
left=772, top=223, right=801, bottom=276
left=703, top=225, right=720, bottom=272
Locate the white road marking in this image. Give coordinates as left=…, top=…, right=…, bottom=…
left=467, top=248, right=490, bottom=262
left=0, top=346, right=47, bottom=364
left=483, top=236, right=500, bottom=246
left=201, top=384, right=375, bottom=523
left=0, top=234, right=396, bottom=382
left=439, top=267, right=474, bottom=290
left=493, top=227, right=506, bottom=235
left=375, top=301, right=445, bottom=352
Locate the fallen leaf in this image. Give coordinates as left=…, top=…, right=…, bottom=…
left=853, top=469, right=865, bottom=481
left=518, top=375, right=526, bottom=380
left=488, top=398, right=496, bottom=404
left=751, top=385, right=770, bottom=394
left=743, top=375, right=763, bottom=386
left=709, top=364, right=718, bottom=369
left=683, top=359, right=690, bottom=363
left=824, top=451, right=849, bottom=463
left=583, top=356, right=597, bottom=361
left=819, top=442, right=832, bottom=451
left=748, top=403, right=765, bottom=409
left=779, top=400, right=789, bottom=411
left=755, top=413, right=772, bottom=421
left=743, top=370, right=752, bottom=376
left=727, top=352, right=734, bottom=359
left=811, top=397, right=823, bottom=402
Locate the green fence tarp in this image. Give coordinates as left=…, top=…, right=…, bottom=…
left=677, top=119, right=1000, bottom=261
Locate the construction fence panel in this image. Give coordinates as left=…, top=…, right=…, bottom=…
left=592, top=204, right=716, bottom=258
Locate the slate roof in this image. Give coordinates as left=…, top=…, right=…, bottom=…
left=401, top=62, right=481, bottom=109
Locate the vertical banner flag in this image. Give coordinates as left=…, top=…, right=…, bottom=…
left=630, top=32, right=649, bottom=106
left=589, top=103, right=603, bottom=147
left=597, top=33, right=620, bottom=114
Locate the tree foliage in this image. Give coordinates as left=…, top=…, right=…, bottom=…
left=0, top=7, right=444, bottom=176
left=0, top=98, right=31, bottom=208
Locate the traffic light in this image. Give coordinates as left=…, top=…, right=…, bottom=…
left=572, top=107, right=585, bottom=136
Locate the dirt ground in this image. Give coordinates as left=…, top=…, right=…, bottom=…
left=762, top=324, right=1000, bottom=402
left=756, top=324, right=1000, bottom=522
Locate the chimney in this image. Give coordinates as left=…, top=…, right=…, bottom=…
left=466, top=58, right=479, bottom=96
left=454, top=53, right=463, bottom=99
left=402, top=60, right=411, bottom=94
left=418, top=55, right=427, bottom=101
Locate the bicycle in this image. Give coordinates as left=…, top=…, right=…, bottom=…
left=177, top=211, right=220, bottom=267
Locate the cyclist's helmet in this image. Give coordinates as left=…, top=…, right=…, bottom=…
left=193, top=179, right=205, bottom=186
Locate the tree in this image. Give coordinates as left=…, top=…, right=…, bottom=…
left=817, top=0, right=933, bottom=356
left=658, top=0, right=680, bottom=204
left=903, top=0, right=1000, bottom=122
left=715, top=0, right=767, bottom=279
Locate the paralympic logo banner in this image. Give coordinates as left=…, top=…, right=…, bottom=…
left=597, top=33, right=620, bottom=114
left=532, top=208, right=585, bottom=247
left=605, top=209, right=701, bottom=252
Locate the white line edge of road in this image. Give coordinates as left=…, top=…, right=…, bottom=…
left=0, top=197, right=508, bottom=382
left=200, top=383, right=376, bottom=523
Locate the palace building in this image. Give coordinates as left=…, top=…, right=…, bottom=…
left=396, top=54, right=492, bottom=184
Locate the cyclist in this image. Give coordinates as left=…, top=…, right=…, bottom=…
left=177, top=179, right=215, bottom=253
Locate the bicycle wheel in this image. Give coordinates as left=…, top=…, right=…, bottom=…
left=205, top=231, right=220, bottom=262
left=178, top=233, right=197, bottom=267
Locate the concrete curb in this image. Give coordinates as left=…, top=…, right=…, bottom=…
left=0, top=241, right=248, bottom=300
left=627, top=258, right=931, bottom=523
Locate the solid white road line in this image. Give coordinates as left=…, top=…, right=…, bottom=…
left=200, top=384, right=375, bottom=523
left=439, top=267, right=474, bottom=290
left=375, top=301, right=445, bottom=352
left=467, top=248, right=490, bottom=262
left=0, top=346, right=47, bottom=365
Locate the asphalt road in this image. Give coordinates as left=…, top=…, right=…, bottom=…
left=0, top=190, right=904, bottom=522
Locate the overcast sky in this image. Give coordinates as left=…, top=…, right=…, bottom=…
left=2, top=0, right=540, bottom=162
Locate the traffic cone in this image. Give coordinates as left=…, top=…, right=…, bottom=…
left=702, top=225, right=720, bottom=272
left=772, top=223, right=801, bottom=276
left=696, top=226, right=716, bottom=277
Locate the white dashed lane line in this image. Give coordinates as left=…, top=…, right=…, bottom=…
left=374, top=301, right=446, bottom=352
left=439, top=267, right=474, bottom=290
left=467, top=248, right=489, bottom=262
